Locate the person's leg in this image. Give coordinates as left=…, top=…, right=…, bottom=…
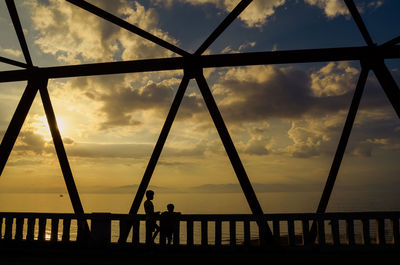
left=145, top=221, right=153, bottom=245
left=151, top=224, right=160, bottom=243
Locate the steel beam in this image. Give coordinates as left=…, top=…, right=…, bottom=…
left=344, top=0, right=375, bottom=46
left=382, top=36, right=400, bottom=47
left=0, top=46, right=399, bottom=83
left=0, top=81, right=37, bottom=176
left=128, top=76, right=190, bottom=215
left=66, top=0, right=190, bottom=57
left=116, top=76, right=189, bottom=243
left=0, top=56, right=28, bottom=68
left=194, top=73, right=274, bottom=242
left=371, top=62, right=400, bottom=119
left=39, top=80, right=85, bottom=215
left=5, top=0, right=33, bottom=66
left=309, top=67, right=369, bottom=243
left=195, top=0, right=252, bottom=55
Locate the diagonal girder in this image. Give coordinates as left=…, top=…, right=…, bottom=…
left=128, top=76, right=190, bottom=215
left=312, top=0, right=400, bottom=223
left=194, top=73, right=274, bottom=243
left=0, top=81, right=38, bottom=176
left=117, top=76, right=190, bottom=243
left=66, top=0, right=190, bottom=57
left=371, top=61, right=400, bottom=119
left=309, top=67, right=369, bottom=243
left=5, top=0, right=33, bottom=66
left=382, top=36, right=400, bottom=47
left=39, top=80, right=85, bottom=215
left=0, top=56, right=28, bottom=68
left=195, top=0, right=253, bottom=55
left=344, top=0, right=375, bottom=46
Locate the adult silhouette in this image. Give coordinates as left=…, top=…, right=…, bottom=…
left=144, top=190, right=160, bottom=244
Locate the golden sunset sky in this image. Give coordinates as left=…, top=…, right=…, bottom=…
left=0, top=0, right=399, bottom=213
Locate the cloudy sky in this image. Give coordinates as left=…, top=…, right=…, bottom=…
left=0, top=0, right=399, bottom=210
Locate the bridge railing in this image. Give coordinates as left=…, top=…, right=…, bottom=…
left=0, top=212, right=399, bottom=247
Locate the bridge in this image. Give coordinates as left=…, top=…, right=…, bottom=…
left=1, top=211, right=400, bottom=264
left=1, top=0, right=400, bottom=263
left=1, top=211, right=400, bottom=247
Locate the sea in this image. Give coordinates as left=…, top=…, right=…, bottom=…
left=0, top=191, right=399, bottom=244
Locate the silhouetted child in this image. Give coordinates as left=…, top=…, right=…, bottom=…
left=144, top=190, right=160, bottom=244
left=160, top=203, right=181, bottom=245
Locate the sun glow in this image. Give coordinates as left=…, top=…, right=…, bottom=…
left=32, top=115, right=67, bottom=141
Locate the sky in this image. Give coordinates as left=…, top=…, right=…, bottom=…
left=0, top=0, right=400, bottom=212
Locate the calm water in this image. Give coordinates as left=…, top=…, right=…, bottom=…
left=0, top=190, right=399, bottom=213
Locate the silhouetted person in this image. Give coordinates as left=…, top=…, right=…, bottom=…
left=144, top=190, right=159, bottom=245
left=160, top=203, right=181, bottom=246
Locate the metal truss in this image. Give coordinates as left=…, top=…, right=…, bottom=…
left=0, top=0, right=399, bottom=244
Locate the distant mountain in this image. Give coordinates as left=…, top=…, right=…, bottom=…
left=189, top=183, right=323, bottom=193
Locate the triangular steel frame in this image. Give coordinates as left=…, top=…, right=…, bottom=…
left=0, top=0, right=399, bottom=244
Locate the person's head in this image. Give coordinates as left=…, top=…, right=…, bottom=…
left=167, top=203, right=174, bottom=212
left=146, top=190, right=154, bottom=200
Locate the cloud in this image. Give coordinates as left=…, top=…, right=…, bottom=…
left=311, top=62, right=359, bottom=97
left=65, top=141, right=205, bottom=159
left=0, top=45, right=22, bottom=58
left=304, top=0, right=385, bottom=18
left=304, top=0, right=349, bottom=18
left=26, top=0, right=178, bottom=64
left=97, top=80, right=205, bottom=129
left=209, top=62, right=398, bottom=158
left=152, top=0, right=286, bottom=28
left=213, top=64, right=356, bottom=123
left=221, top=41, right=256, bottom=54
left=13, top=129, right=49, bottom=155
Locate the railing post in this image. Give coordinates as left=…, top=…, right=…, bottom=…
left=51, top=218, right=59, bottom=242
left=362, top=218, right=371, bottom=245
left=90, top=213, right=111, bottom=245
left=201, top=220, right=208, bottom=246
left=302, top=219, right=310, bottom=246
left=15, top=217, right=24, bottom=241
left=77, top=217, right=89, bottom=243
left=173, top=219, right=180, bottom=246
left=376, top=218, right=386, bottom=245
left=119, top=220, right=130, bottom=244
left=38, top=218, right=46, bottom=241
left=26, top=218, right=36, bottom=241
left=331, top=218, right=340, bottom=246
left=273, top=220, right=280, bottom=245
left=244, top=220, right=250, bottom=246
left=132, top=219, right=140, bottom=246
left=215, top=220, right=222, bottom=246
left=317, top=218, right=325, bottom=246
left=288, top=219, right=295, bottom=246
left=62, top=218, right=71, bottom=242
left=0, top=217, right=3, bottom=239
left=4, top=217, right=13, bottom=240
left=392, top=217, right=399, bottom=246
left=187, top=220, right=194, bottom=246
left=229, top=220, right=236, bottom=246
left=346, top=218, right=355, bottom=246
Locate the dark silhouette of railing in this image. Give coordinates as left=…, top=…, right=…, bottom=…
left=1, top=0, right=400, bottom=249
left=1, top=212, right=399, bottom=248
